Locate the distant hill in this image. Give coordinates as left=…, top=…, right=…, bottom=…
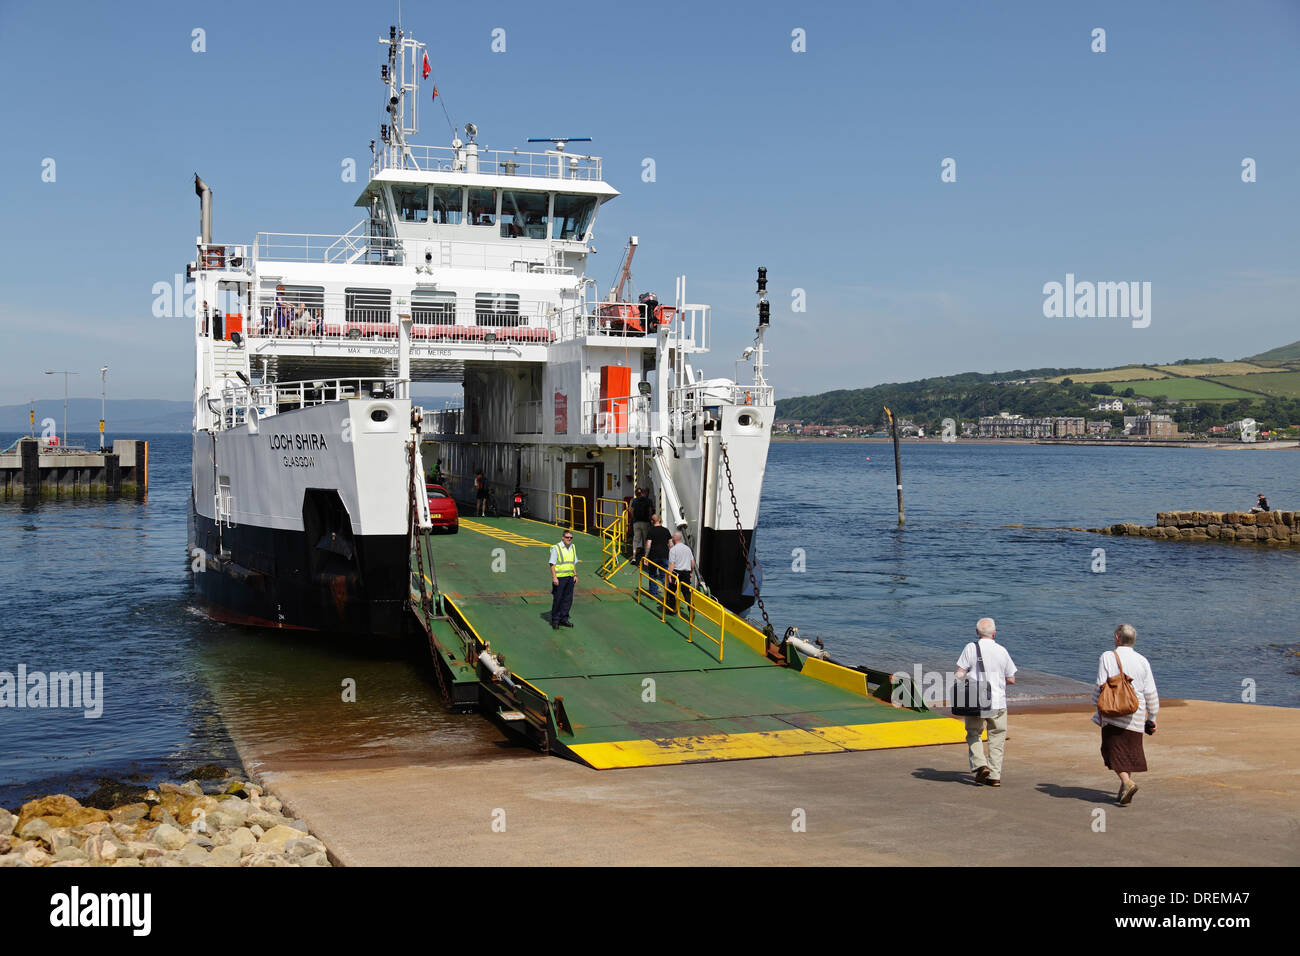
left=1247, top=340, right=1300, bottom=362
left=0, top=399, right=191, bottom=434
left=775, top=343, right=1300, bottom=432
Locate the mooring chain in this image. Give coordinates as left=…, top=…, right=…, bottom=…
left=720, top=441, right=772, bottom=635
left=409, top=441, right=451, bottom=708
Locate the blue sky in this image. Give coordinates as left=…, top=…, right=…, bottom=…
left=1, top=0, right=1296, bottom=405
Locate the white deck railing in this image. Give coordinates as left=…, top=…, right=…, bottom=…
left=371, top=143, right=602, bottom=182
left=211, top=377, right=405, bottom=429
left=253, top=222, right=403, bottom=265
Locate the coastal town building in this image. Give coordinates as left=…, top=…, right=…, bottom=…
left=978, top=414, right=1054, bottom=439
left=1053, top=417, right=1085, bottom=437
left=1094, top=398, right=1124, bottom=412
left=1085, top=419, right=1112, bottom=435
left=1129, top=413, right=1178, bottom=438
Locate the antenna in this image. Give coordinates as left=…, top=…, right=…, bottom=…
left=378, top=25, right=425, bottom=169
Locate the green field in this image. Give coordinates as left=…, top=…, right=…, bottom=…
left=1208, top=371, right=1300, bottom=399
left=1110, top=378, right=1259, bottom=401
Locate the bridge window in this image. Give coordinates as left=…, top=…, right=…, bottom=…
left=413, top=291, right=456, bottom=326
left=346, top=288, right=391, bottom=324
left=468, top=188, right=497, bottom=227
left=475, top=292, right=521, bottom=327
left=432, top=186, right=463, bottom=225
left=392, top=185, right=428, bottom=223
left=552, top=194, right=596, bottom=240
left=500, top=191, right=548, bottom=239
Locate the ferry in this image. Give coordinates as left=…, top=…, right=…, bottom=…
left=186, top=25, right=774, bottom=635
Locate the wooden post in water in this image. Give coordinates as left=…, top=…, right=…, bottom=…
left=884, top=406, right=904, bottom=525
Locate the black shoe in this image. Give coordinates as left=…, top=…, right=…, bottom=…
left=551, top=621, right=559, bottom=630
left=974, top=766, right=991, bottom=784
left=560, top=621, right=574, bottom=628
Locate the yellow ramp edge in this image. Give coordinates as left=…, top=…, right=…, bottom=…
left=567, top=715, right=969, bottom=769
left=569, top=728, right=844, bottom=769
left=808, top=716, right=970, bottom=750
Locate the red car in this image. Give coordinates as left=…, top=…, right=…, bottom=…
left=426, top=483, right=459, bottom=533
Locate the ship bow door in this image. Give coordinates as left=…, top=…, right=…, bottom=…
left=302, top=488, right=361, bottom=630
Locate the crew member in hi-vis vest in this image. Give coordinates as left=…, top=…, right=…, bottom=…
left=549, top=530, right=577, bottom=629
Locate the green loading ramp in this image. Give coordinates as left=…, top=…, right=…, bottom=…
left=410, top=517, right=966, bottom=769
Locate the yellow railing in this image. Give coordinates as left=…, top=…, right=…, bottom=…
left=600, top=511, right=629, bottom=578
left=631, top=561, right=727, bottom=662
left=595, top=496, right=627, bottom=532
left=552, top=492, right=589, bottom=532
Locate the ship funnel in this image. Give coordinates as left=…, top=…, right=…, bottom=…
left=194, top=174, right=212, bottom=245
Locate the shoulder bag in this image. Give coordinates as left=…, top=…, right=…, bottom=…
left=1097, top=650, right=1140, bottom=718
left=952, top=640, right=989, bottom=717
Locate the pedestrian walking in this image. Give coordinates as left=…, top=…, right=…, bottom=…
left=667, top=531, right=695, bottom=617
left=629, top=487, right=652, bottom=558
left=954, top=617, right=1017, bottom=787
left=548, top=530, right=577, bottom=629
left=1093, top=623, right=1160, bottom=806
left=641, top=513, right=672, bottom=602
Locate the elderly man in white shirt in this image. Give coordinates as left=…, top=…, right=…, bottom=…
left=954, top=617, right=1017, bottom=787
left=1092, top=623, right=1160, bottom=806
left=666, top=532, right=695, bottom=617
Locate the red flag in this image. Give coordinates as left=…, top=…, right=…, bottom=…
left=422, top=52, right=430, bottom=79
left=431, top=85, right=439, bottom=102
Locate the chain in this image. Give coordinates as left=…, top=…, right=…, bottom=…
left=719, top=441, right=771, bottom=635
left=409, top=441, right=451, bottom=708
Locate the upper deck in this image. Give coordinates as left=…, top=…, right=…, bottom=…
left=371, top=141, right=604, bottom=184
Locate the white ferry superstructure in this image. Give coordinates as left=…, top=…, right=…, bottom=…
left=187, top=26, right=774, bottom=634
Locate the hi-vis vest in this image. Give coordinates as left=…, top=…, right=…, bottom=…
left=553, top=543, right=577, bottom=578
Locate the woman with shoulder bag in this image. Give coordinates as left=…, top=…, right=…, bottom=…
left=1092, top=623, right=1160, bottom=806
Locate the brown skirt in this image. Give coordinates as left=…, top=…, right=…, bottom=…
left=1100, top=724, right=1147, bottom=773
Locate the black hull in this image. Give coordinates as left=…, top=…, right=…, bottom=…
left=190, top=506, right=411, bottom=636
left=700, top=528, right=758, bottom=617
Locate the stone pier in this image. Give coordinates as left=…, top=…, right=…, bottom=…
left=1090, top=510, right=1299, bottom=546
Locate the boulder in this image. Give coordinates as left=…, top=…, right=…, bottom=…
left=22, top=845, right=52, bottom=866
left=110, top=803, right=149, bottom=823
left=246, top=810, right=285, bottom=831
left=1206, top=525, right=1220, bottom=538
left=227, top=827, right=256, bottom=848
left=282, top=836, right=326, bottom=860
left=176, top=843, right=209, bottom=865
left=153, top=823, right=187, bottom=851
left=111, top=858, right=143, bottom=867
left=0, top=809, right=16, bottom=836
left=208, top=844, right=242, bottom=866
left=257, top=825, right=306, bottom=849
left=0, top=834, right=10, bottom=855
left=18, top=818, right=53, bottom=846
left=17, top=795, right=111, bottom=831
left=52, top=845, right=88, bottom=862
left=299, top=852, right=329, bottom=867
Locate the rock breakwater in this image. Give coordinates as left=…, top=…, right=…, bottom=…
left=0, top=775, right=332, bottom=867
left=1089, top=510, right=1299, bottom=546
